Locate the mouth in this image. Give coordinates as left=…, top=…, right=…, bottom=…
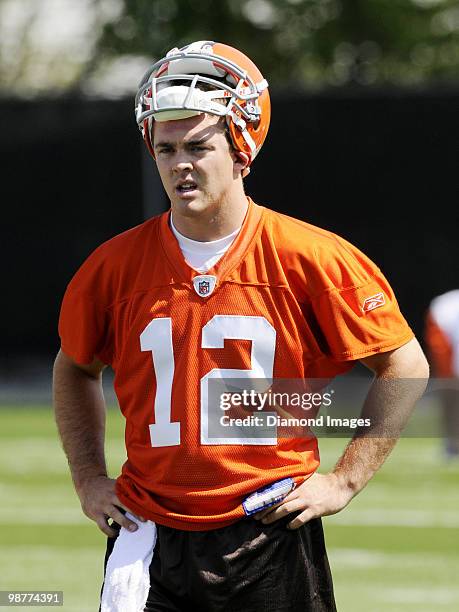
left=175, top=180, right=199, bottom=198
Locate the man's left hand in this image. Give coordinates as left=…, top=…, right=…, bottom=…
left=253, top=472, right=353, bottom=530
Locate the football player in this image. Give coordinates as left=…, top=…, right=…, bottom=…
left=425, top=289, right=459, bottom=459
left=53, top=41, right=429, bottom=611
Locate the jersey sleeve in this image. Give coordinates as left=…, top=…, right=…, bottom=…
left=308, top=235, right=413, bottom=361
left=58, top=249, right=114, bottom=366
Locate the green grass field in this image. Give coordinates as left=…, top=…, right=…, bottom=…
left=1, top=405, right=458, bottom=611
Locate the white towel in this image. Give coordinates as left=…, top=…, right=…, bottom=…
left=100, top=512, right=157, bottom=612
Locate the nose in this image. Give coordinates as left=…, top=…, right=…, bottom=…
left=172, top=152, right=193, bottom=174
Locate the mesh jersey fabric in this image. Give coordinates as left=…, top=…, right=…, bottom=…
left=59, top=198, right=413, bottom=530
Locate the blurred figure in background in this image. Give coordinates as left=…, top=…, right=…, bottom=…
left=425, top=290, right=459, bottom=459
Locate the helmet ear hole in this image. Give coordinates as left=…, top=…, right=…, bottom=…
left=233, top=151, right=250, bottom=178
left=236, top=151, right=250, bottom=166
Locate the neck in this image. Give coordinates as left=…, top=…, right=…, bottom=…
left=171, top=190, right=249, bottom=241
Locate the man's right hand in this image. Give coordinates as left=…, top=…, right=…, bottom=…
left=76, top=475, right=145, bottom=537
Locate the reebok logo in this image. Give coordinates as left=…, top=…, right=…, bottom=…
left=362, top=292, right=386, bottom=313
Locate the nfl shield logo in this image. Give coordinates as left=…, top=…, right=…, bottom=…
left=199, top=280, right=210, bottom=295
left=193, top=275, right=217, bottom=298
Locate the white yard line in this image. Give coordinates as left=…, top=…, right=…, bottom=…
left=0, top=508, right=89, bottom=524
left=381, top=587, right=459, bottom=605
left=329, top=548, right=456, bottom=568
left=327, top=508, right=459, bottom=528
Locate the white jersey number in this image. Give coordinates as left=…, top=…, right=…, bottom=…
left=140, top=315, right=276, bottom=447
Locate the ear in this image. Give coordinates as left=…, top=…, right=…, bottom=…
left=233, top=151, right=251, bottom=178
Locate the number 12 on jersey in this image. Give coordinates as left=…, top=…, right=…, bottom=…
left=140, top=315, right=277, bottom=447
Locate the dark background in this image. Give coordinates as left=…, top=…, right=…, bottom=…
left=1, top=86, right=458, bottom=367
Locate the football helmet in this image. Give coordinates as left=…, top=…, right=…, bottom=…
left=135, top=41, right=270, bottom=172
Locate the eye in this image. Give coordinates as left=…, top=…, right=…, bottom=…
left=156, top=145, right=174, bottom=155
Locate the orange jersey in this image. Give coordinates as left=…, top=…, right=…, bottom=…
left=59, top=199, right=413, bottom=530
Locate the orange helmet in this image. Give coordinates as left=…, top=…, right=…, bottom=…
left=135, top=41, right=270, bottom=172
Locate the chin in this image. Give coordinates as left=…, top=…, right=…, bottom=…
left=172, top=196, right=212, bottom=216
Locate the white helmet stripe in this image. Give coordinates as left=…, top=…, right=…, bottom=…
left=242, top=129, right=257, bottom=154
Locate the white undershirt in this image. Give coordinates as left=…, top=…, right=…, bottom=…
left=170, top=215, right=241, bottom=273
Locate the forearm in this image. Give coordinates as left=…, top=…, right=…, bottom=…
left=52, top=351, right=142, bottom=535
left=53, top=353, right=108, bottom=492
left=332, top=374, right=427, bottom=497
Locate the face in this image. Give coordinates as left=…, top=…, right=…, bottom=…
left=152, top=113, right=245, bottom=220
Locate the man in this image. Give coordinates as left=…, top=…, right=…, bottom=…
left=53, top=41, right=428, bottom=611
left=425, top=289, right=459, bottom=458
